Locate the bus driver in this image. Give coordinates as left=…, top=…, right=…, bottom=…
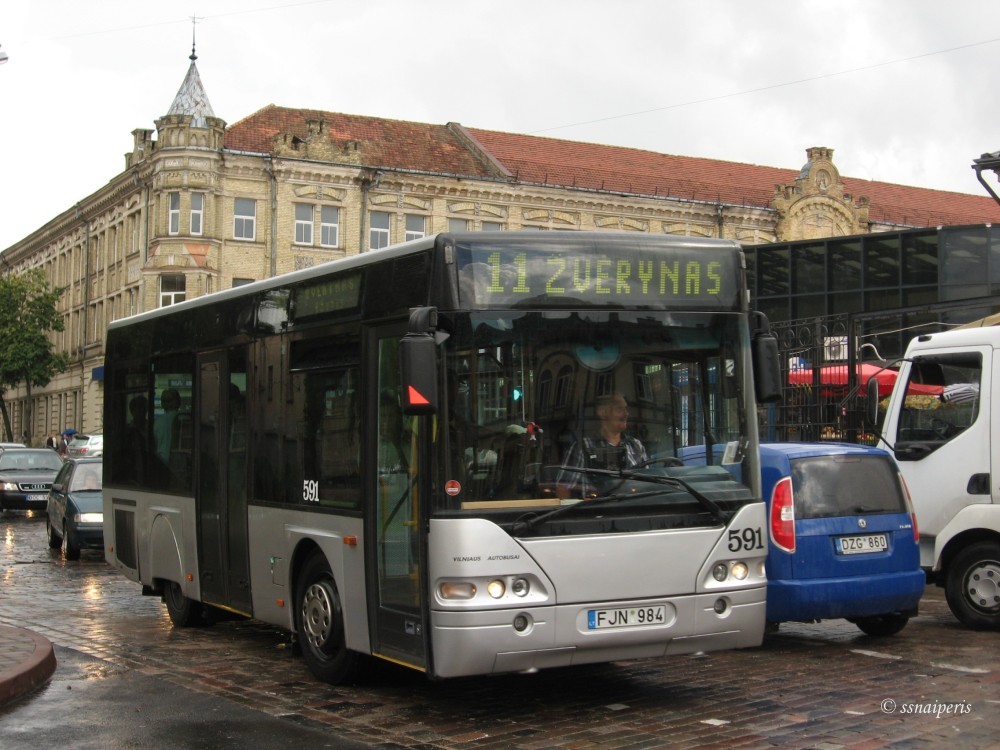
left=557, top=393, right=648, bottom=498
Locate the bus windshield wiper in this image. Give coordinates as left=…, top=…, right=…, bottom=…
left=510, top=466, right=728, bottom=533
left=511, top=482, right=670, bottom=533
left=617, top=468, right=730, bottom=525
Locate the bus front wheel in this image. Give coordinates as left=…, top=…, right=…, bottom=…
left=164, top=580, right=205, bottom=627
left=946, top=542, right=1000, bottom=630
left=296, top=553, right=359, bottom=685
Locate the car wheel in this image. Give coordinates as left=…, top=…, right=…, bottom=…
left=946, top=541, right=1000, bottom=630
left=46, top=518, right=62, bottom=549
left=163, top=580, right=205, bottom=627
left=852, top=614, right=909, bottom=637
left=62, top=522, right=81, bottom=561
left=296, top=553, right=359, bottom=685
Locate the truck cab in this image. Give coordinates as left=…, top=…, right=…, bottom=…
left=874, top=327, right=1000, bottom=629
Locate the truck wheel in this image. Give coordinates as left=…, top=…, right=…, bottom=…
left=945, top=542, right=1000, bottom=630
left=852, top=614, right=909, bottom=637
left=296, top=553, right=359, bottom=685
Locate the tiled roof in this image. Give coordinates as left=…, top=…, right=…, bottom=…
left=223, top=105, right=1000, bottom=229
left=225, top=105, right=496, bottom=178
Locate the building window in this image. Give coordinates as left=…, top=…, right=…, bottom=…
left=449, top=218, right=469, bottom=233
left=233, top=278, right=254, bottom=288
left=234, top=198, right=256, bottom=241
left=294, top=203, right=313, bottom=245
left=405, top=214, right=425, bottom=242
left=320, top=206, right=340, bottom=248
left=160, top=274, right=186, bottom=307
left=482, top=221, right=504, bottom=232
left=190, top=193, right=204, bottom=236
left=168, top=192, right=180, bottom=235
left=370, top=211, right=390, bottom=250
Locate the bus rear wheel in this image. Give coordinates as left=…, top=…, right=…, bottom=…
left=163, top=580, right=205, bottom=627
left=946, top=542, right=1000, bottom=630
left=296, top=553, right=359, bottom=685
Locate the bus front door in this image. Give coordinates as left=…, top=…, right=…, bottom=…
left=196, top=349, right=252, bottom=616
left=370, top=333, right=428, bottom=672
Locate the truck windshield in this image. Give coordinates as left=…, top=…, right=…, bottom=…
left=429, top=310, right=756, bottom=534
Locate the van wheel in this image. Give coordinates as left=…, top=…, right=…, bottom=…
left=852, top=614, right=909, bottom=637
left=163, top=580, right=205, bottom=627
left=296, top=553, right=359, bottom=685
left=946, top=542, right=1000, bottom=629
left=62, top=522, right=81, bottom=561
left=46, top=519, right=62, bottom=549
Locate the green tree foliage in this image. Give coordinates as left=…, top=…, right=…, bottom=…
left=0, top=269, right=69, bottom=442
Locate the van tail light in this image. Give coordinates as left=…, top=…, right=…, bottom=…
left=770, top=476, right=796, bottom=553
left=897, top=471, right=919, bottom=543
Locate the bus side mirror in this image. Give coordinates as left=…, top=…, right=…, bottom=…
left=751, top=313, right=782, bottom=404
left=400, top=307, right=439, bottom=415
left=865, top=377, right=880, bottom=426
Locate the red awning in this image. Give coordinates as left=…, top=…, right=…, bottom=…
left=788, top=363, right=942, bottom=396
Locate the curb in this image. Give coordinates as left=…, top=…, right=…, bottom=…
left=0, top=626, right=57, bottom=706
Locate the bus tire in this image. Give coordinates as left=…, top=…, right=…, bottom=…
left=296, top=553, right=359, bottom=685
left=945, top=541, right=1000, bottom=630
left=164, top=580, right=205, bottom=627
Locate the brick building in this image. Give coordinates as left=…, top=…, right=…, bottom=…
left=3, top=54, right=1000, bottom=441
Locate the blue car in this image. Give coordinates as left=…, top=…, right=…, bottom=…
left=681, top=442, right=924, bottom=636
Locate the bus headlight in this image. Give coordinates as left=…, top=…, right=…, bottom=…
left=511, top=577, right=530, bottom=597
left=487, top=579, right=506, bottom=599
left=712, top=563, right=729, bottom=582
left=439, top=581, right=477, bottom=600
left=730, top=562, right=749, bottom=580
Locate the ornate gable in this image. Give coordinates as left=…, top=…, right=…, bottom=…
left=772, top=147, right=870, bottom=241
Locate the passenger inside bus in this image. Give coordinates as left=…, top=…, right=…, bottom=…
left=556, top=393, right=649, bottom=498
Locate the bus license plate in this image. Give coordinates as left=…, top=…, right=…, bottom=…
left=588, top=606, right=666, bottom=630
left=837, top=534, right=888, bottom=555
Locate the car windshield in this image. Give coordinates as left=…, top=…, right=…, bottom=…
left=396, top=310, right=757, bottom=534
left=0, top=450, right=64, bottom=471
left=70, top=464, right=103, bottom=491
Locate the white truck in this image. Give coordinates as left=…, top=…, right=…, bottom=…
left=869, top=326, right=999, bottom=628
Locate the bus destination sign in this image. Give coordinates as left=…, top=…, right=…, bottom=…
left=455, top=240, right=741, bottom=310
left=292, top=272, right=362, bottom=319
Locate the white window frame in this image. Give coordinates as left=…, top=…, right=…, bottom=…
left=370, top=211, right=390, bottom=250
left=295, top=203, right=314, bottom=245
left=159, top=274, right=186, bottom=307
left=168, top=192, right=180, bottom=235
left=234, top=198, right=256, bottom=241
left=190, top=193, right=204, bottom=236
left=405, top=214, right=425, bottom=242
left=320, top=206, right=340, bottom=248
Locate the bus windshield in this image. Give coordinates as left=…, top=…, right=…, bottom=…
left=429, top=309, right=754, bottom=531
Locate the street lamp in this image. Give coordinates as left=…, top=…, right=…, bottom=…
left=972, top=150, right=1000, bottom=207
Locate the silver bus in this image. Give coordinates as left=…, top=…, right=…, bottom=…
left=103, top=232, right=781, bottom=683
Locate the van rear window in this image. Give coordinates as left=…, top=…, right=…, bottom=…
left=790, top=455, right=906, bottom=519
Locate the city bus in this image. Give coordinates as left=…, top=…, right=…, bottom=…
left=103, top=232, right=782, bottom=683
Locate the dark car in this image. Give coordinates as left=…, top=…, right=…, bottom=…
left=681, top=442, right=924, bottom=636
left=0, top=448, right=63, bottom=511
left=46, top=458, right=103, bottom=560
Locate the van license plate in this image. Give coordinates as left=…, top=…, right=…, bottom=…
left=588, top=606, right=666, bottom=630
left=836, top=534, right=888, bottom=555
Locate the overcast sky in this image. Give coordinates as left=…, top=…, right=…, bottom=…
left=2, top=0, right=1000, bottom=250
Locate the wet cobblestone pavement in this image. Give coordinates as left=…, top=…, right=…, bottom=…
left=3, top=510, right=1000, bottom=748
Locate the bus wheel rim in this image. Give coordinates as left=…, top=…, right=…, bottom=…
left=302, top=581, right=335, bottom=649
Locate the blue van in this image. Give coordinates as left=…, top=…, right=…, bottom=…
left=682, top=442, right=925, bottom=636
